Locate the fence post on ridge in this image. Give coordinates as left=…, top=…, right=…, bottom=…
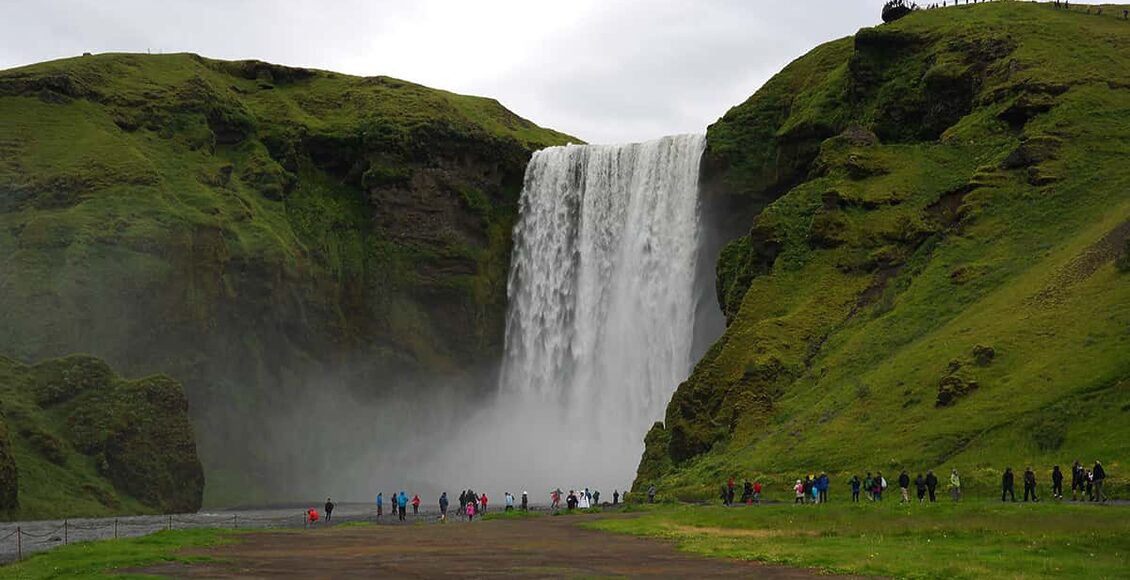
left=168, top=515, right=172, bottom=531
left=16, top=527, right=21, bottom=560
left=64, top=520, right=68, bottom=545
left=114, top=518, right=118, bottom=540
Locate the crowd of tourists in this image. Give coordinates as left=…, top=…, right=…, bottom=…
left=714, top=460, right=1110, bottom=506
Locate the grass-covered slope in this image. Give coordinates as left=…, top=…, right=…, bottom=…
left=638, top=2, right=1130, bottom=496
left=0, top=354, right=204, bottom=520
left=0, top=53, right=575, bottom=503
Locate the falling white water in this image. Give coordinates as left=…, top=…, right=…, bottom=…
left=495, top=134, right=707, bottom=490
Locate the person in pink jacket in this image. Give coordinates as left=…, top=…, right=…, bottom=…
left=466, top=500, right=477, bottom=521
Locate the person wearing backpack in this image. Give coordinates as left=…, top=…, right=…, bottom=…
left=914, top=474, right=927, bottom=502
left=850, top=475, right=862, bottom=502
left=1092, top=461, right=1107, bottom=502
left=925, top=470, right=939, bottom=502
left=1051, top=465, right=1064, bottom=500
left=898, top=471, right=911, bottom=503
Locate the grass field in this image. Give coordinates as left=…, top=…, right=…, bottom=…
left=588, top=502, right=1130, bottom=579
left=2, top=528, right=231, bottom=579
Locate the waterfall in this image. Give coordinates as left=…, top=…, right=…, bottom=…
left=498, top=134, right=707, bottom=488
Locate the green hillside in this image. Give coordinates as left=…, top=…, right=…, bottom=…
left=0, top=53, right=575, bottom=504
left=0, top=354, right=203, bottom=520
left=638, top=2, right=1130, bottom=497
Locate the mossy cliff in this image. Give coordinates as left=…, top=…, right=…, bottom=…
left=639, top=3, right=1130, bottom=496
left=0, top=355, right=203, bottom=519
left=0, top=53, right=574, bottom=503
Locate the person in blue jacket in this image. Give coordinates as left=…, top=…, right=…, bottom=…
left=817, top=472, right=830, bottom=504
left=376, top=492, right=384, bottom=518
left=398, top=491, right=408, bottom=521
left=850, top=475, right=862, bottom=502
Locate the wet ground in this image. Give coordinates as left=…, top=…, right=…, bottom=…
left=129, top=513, right=840, bottom=579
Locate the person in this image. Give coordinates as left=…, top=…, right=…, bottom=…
left=376, top=492, right=384, bottom=518
left=567, top=490, right=578, bottom=510
left=1051, top=465, right=1064, bottom=500
left=1023, top=467, right=1038, bottom=502
left=925, top=470, right=939, bottom=502
left=411, top=494, right=421, bottom=515
left=914, top=474, right=927, bottom=502
left=579, top=490, right=591, bottom=510
left=794, top=479, right=805, bottom=504
left=505, top=492, right=514, bottom=512
left=811, top=482, right=819, bottom=504
left=551, top=489, right=561, bottom=510
left=899, top=471, right=911, bottom=503
left=647, top=485, right=657, bottom=504
left=593, top=490, right=601, bottom=505
left=440, top=492, right=449, bottom=521
left=307, top=508, right=319, bottom=525
left=613, top=490, right=620, bottom=505
left=1085, top=469, right=1094, bottom=500
left=875, top=472, right=886, bottom=501
left=522, top=491, right=529, bottom=511
left=863, top=473, right=874, bottom=501
left=1002, top=467, right=1016, bottom=502
left=1071, top=461, right=1084, bottom=501
left=741, top=480, right=753, bottom=505
left=480, top=493, right=489, bottom=513
left=325, top=497, right=335, bottom=522
left=1092, top=461, right=1107, bottom=502
left=466, top=499, right=477, bottom=522
left=950, top=469, right=961, bottom=502
left=802, top=476, right=812, bottom=504
left=753, top=481, right=763, bottom=505
left=818, top=472, right=830, bottom=504
left=850, top=475, right=862, bottom=502
left=727, top=477, right=736, bottom=506
left=398, top=491, right=408, bottom=521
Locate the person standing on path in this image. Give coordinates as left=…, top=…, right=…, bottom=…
left=440, top=492, right=449, bottom=521
left=1071, top=461, right=1084, bottom=501
left=466, top=500, right=476, bottom=522
left=914, top=474, right=927, bottom=502
left=325, top=498, right=335, bottom=522
left=925, top=470, right=939, bottom=502
left=950, top=469, right=962, bottom=502
left=899, top=471, right=911, bottom=503
left=794, top=479, right=805, bottom=504
left=1002, top=467, right=1016, bottom=502
left=850, top=475, right=862, bottom=502
left=648, top=485, right=657, bottom=503
left=411, top=494, right=421, bottom=515
left=818, top=472, right=829, bottom=504
left=522, top=491, right=529, bottom=511
left=480, top=493, right=489, bottom=513
left=376, top=492, right=384, bottom=518
left=505, top=492, right=514, bottom=512
left=1051, top=465, right=1064, bottom=500
left=1023, top=468, right=1038, bottom=502
left=398, top=491, right=408, bottom=521
left=863, top=473, right=874, bottom=501
left=612, top=490, right=619, bottom=506
left=753, top=481, right=763, bottom=505
left=1092, top=461, right=1107, bottom=502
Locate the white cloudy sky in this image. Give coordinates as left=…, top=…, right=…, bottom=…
left=1, top=0, right=888, bottom=143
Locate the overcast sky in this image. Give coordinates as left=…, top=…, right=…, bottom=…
left=1, top=0, right=888, bottom=144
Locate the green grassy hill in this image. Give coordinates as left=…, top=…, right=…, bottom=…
left=638, top=2, right=1130, bottom=497
left=0, top=53, right=575, bottom=504
left=0, top=354, right=203, bottom=520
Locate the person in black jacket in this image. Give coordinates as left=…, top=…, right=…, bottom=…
left=914, top=473, right=927, bottom=502
left=1023, top=467, right=1038, bottom=502
left=1051, top=465, right=1064, bottom=500
left=1002, top=467, right=1016, bottom=502
left=324, top=497, right=335, bottom=522
left=1071, top=461, right=1084, bottom=501
left=898, top=471, right=911, bottom=503
left=925, top=470, right=939, bottom=502
left=1092, top=461, right=1107, bottom=502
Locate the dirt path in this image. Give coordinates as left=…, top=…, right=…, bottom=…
left=131, top=514, right=844, bottom=579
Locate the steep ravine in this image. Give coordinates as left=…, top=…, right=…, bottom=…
left=0, top=53, right=575, bottom=504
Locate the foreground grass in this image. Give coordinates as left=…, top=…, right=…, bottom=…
left=586, top=502, right=1130, bottom=579
left=2, top=528, right=233, bottom=579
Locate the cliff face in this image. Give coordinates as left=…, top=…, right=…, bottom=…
left=0, top=355, right=203, bottom=520
left=0, top=53, right=574, bottom=502
left=639, top=3, right=1130, bottom=495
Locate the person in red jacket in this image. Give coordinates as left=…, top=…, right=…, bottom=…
left=306, top=508, right=319, bottom=525
left=411, top=494, right=421, bottom=515
left=480, top=493, right=489, bottom=513
left=753, top=481, right=763, bottom=505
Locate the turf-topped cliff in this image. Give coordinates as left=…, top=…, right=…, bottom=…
left=0, top=354, right=203, bottom=520
left=0, top=53, right=574, bottom=503
left=638, top=2, right=1130, bottom=497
